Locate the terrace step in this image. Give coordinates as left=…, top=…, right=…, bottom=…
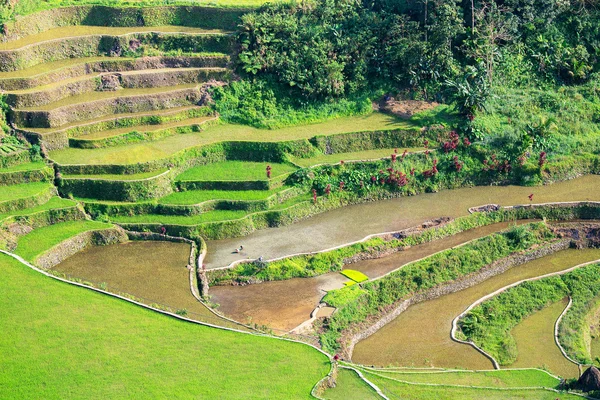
left=0, top=54, right=230, bottom=91
left=4, top=67, right=230, bottom=108
left=12, top=84, right=205, bottom=129
left=0, top=182, right=57, bottom=213
left=18, top=106, right=214, bottom=151
left=0, top=26, right=233, bottom=72
left=59, top=169, right=174, bottom=202
left=0, top=25, right=230, bottom=51
left=0, top=196, right=83, bottom=252
left=0, top=161, right=53, bottom=186
left=68, top=116, right=218, bottom=149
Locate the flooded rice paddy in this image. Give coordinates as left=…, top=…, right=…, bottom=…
left=52, top=240, right=248, bottom=330
left=205, top=175, right=600, bottom=269
left=210, top=222, right=529, bottom=332
left=509, top=298, right=579, bottom=377
left=352, top=248, right=600, bottom=375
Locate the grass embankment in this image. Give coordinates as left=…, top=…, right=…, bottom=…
left=159, top=187, right=287, bottom=204
left=290, top=148, right=424, bottom=168
left=324, top=368, right=380, bottom=400
left=354, top=367, right=560, bottom=388
left=0, top=161, right=46, bottom=173
left=458, top=261, right=600, bottom=365
left=0, top=253, right=329, bottom=399
left=49, top=113, right=414, bottom=165
left=360, top=370, right=580, bottom=400
left=319, top=223, right=555, bottom=353
left=14, top=220, right=113, bottom=261
left=113, top=193, right=311, bottom=224
left=207, top=211, right=518, bottom=285
left=0, top=197, right=77, bottom=220
left=176, top=161, right=297, bottom=181
left=0, top=182, right=53, bottom=203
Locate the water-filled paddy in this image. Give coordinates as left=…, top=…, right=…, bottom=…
left=210, top=222, right=528, bottom=332
left=205, top=175, right=600, bottom=269
left=52, top=240, right=247, bottom=330
left=210, top=273, right=347, bottom=332
left=352, top=248, right=600, bottom=375
left=509, top=299, right=579, bottom=377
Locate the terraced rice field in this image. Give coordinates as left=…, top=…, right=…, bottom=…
left=509, top=299, right=579, bottom=377
left=2, top=3, right=600, bottom=399
left=352, top=249, right=600, bottom=376
left=204, top=175, right=600, bottom=269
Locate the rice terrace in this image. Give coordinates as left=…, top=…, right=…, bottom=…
left=2, top=0, right=600, bottom=399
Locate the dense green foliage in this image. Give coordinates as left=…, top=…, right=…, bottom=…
left=217, top=0, right=600, bottom=176
left=459, top=262, right=600, bottom=365
left=237, top=0, right=599, bottom=98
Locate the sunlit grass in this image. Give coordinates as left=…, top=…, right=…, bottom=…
left=176, top=161, right=296, bottom=181
left=0, top=253, right=329, bottom=399
left=14, top=220, right=113, bottom=261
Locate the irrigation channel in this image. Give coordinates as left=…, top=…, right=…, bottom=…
left=210, top=221, right=531, bottom=332
left=352, top=248, right=600, bottom=377
left=204, top=175, right=600, bottom=269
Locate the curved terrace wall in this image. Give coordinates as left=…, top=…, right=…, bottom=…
left=59, top=170, right=175, bottom=202
left=69, top=117, right=219, bottom=150
left=0, top=164, right=53, bottom=185
left=34, top=226, right=128, bottom=269
left=0, top=31, right=233, bottom=72
left=0, top=184, right=56, bottom=214
left=21, top=105, right=213, bottom=151
left=2, top=5, right=249, bottom=42
left=0, top=149, right=30, bottom=168
left=83, top=187, right=304, bottom=218
left=0, top=55, right=229, bottom=91
left=13, top=86, right=204, bottom=128
left=0, top=205, right=85, bottom=251
left=311, top=128, right=424, bottom=154
left=6, top=68, right=229, bottom=109
left=52, top=129, right=428, bottom=175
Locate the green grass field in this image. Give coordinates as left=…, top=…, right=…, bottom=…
left=0, top=181, right=53, bottom=203
left=324, top=369, right=380, bottom=400
left=354, top=368, right=560, bottom=388
left=14, top=220, right=113, bottom=261
left=362, top=370, right=580, bottom=400
left=49, top=113, right=412, bottom=165
left=159, top=187, right=288, bottom=205
left=0, top=253, right=329, bottom=399
left=176, top=161, right=296, bottom=181
left=0, top=161, right=47, bottom=173
left=0, top=196, right=77, bottom=221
